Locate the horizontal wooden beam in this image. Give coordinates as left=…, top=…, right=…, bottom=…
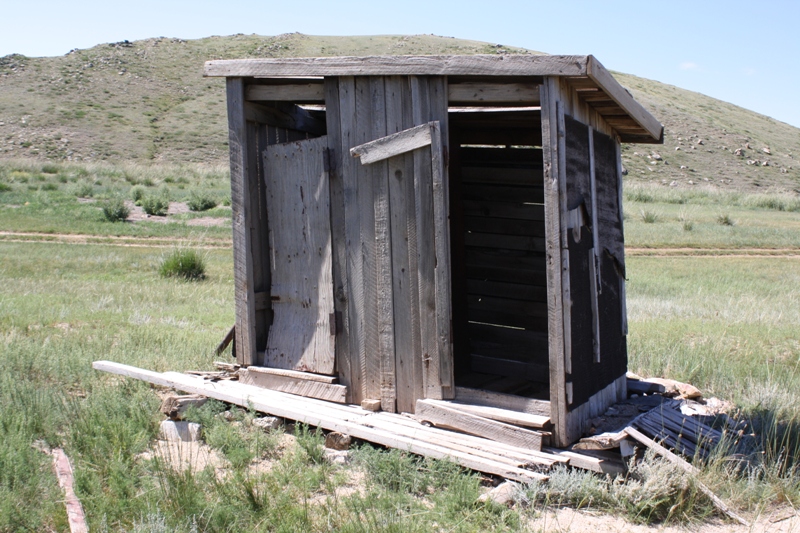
left=435, top=400, right=550, bottom=428
left=454, top=387, right=550, bottom=416
left=586, top=56, right=663, bottom=142
left=415, top=399, right=545, bottom=450
left=245, top=365, right=338, bottom=383
left=240, top=367, right=346, bottom=403
left=245, top=83, right=325, bottom=102
left=350, top=122, right=433, bottom=165
left=205, top=54, right=589, bottom=78
left=448, top=82, right=540, bottom=105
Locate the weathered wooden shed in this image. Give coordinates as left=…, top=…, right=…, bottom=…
left=205, top=54, right=663, bottom=447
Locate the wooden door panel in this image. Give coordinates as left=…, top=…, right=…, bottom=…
left=263, top=135, right=335, bottom=374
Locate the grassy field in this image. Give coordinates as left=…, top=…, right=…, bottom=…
left=2, top=160, right=800, bottom=531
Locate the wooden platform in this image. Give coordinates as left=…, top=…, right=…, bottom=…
left=93, top=361, right=625, bottom=481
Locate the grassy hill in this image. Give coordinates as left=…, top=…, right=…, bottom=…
left=1, top=33, right=798, bottom=192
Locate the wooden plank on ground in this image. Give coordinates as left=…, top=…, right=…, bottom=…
left=51, top=448, right=88, bottom=533
left=436, top=400, right=550, bottom=428
left=415, top=399, right=544, bottom=450
left=453, top=387, right=549, bottom=416
left=351, top=122, right=432, bottom=164
left=624, top=426, right=750, bottom=526
left=92, top=361, right=547, bottom=483
left=205, top=54, right=589, bottom=78
left=542, top=446, right=627, bottom=475
left=244, top=365, right=338, bottom=383
left=240, top=367, right=347, bottom=403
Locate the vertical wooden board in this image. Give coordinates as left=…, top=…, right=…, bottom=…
left=593, top=129, right=625, bottom=270
left=324, top=78, right=356, bottom=400
left=566, top=227, right=596, bottom=409
left=541, top=78, right=568, bottom=447
left=564, top=115, right=592, bottom=217
left=427, top=76, right=454, bottom=397
left=369, top=76, right=397, bottom=413
left=249, top=120, right=271, bottom=365
left=410, top=77, right=440, bottom=400
left=355, top=76, right=382, bottom=403
left=263, top=136, right=335, bottom=374
left=336, top=76, right=367, bottom=405
left=226, top=78, right=257, bottom=366
left=385, top=76, right=423, bottom=414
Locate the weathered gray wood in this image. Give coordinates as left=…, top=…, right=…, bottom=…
left=359, top=76, right=383, bottom=405
left=415, top=399, right=544, bottom=450
left=435, top=401, right=550, bottom=429
left=244, top=101, right=325, bottom=136
left=240, top=367, right=347, bottom=403
left=93, top=361, right=547, bottom=483
left=564, top=375, right=627, bottom=445
left=385, top=76, right=423, bottom=414
left=246, top=82, right=325, bottom=102
left=205, top=54, right=589, bottom=78
left=335, top=76, right=367, bottom=404
left=448, top=82, right=540, bottom=105
left=542, top=447, right=627, bottom=475
left=585, top=56, right=663, bottom=142
left=541, top=77, right=569, bottom=447
left=624, top=427, right=750, bottom=526
left=453, top=387, right=550, bottom=416
left=245, top=365, right=338, bottom=383
left=263, top=136, right=335, bottom=374
left=227, top=78, right=258, bottom=366
left=351, top=122, right=432, bottom=165
left=51, top=448, right=89, bottom=533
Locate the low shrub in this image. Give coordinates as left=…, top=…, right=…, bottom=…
left=639, top=209, right=659, bottom=223
left=130, top=185, right=146, bottom=205
left=141, top=195, right=169, bottom=216
left=40, top=183, right=58, bottom=191
left=0, top=183, right=11, bottom=192
left=101, top=197, right=130, bottom=222
left=716, top=213, right=736, bottom=226
left=187, top=191, right=217, bottom=212
left=159, top=249, right=206, bottom=280
left=73, top=181, right=93, bottom=198
left=41, top=164, right=59, bottom=174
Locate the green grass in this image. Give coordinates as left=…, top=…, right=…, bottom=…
left=101, top=197, right=130, bottom=222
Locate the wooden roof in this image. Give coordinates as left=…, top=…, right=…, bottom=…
left=205, top=54, right=663, bottom=143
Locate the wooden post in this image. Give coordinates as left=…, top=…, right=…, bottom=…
left=226, top=78, right=258, bottom=366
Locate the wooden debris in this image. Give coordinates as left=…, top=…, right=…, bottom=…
left=51, top=448, right=89, bottom=533
left=214, top=361, right=240, bottom=372
left=240, top=367, right=347, bottom=403
left=640, top=378, right=702, bottom=400
left=434, top=400, right=550, bottom=429
left=160, top=420, right=202, bottom=442
left=361, top=399, right=382, bottom=411
left=160, top=394, right=207, bottom=420
left=573, top=429, right=628, bottom=451
left=415, top=399, right=545, bottom=450
left=93, top=361, right=551, bottom=483
left=625, top=426, right=749, bottom=527
left=215, top=325, right=235, bottom=356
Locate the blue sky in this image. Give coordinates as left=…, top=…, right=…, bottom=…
left=2, top=0, right=799, bottom=128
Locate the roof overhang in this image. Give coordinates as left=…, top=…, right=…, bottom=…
left=205, top=54, right=663, bottom=143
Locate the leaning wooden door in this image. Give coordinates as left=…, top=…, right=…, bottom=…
left=263, top=136, right=336, bottom=374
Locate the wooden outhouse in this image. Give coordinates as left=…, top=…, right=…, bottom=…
left=205, top=54, right=663, bottom=447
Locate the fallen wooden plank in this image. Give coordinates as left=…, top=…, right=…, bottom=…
left=415, top=399, right=544, bottom=450
left=239, top=367, right=347, bottom=403
left=454, top=386, right=550, bottom=416
left=573, top=430, right=629, bottom=451
left=624, top=426, right=750, bottom=526
left=435, top=400, right=550, bottom=429
left=215, top=325, right=235, bottom=356
left=350, top=122, right=432, bottom=165
left=93, top=361, right=547, bottom=483
left=543, top=446, right=627, bottom=475
left=52, top=448, right=88, bottom=533
left=245, top=365, right=338, bottom=384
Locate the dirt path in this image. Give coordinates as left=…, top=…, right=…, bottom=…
left=3, top=232, right=800, bottom=257
left=0, top=231, right=231, bottom=249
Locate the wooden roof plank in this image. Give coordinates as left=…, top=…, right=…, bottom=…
left=205, top=54, right=589, bottom=78
left=586, top=56, right=663, bottom=142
